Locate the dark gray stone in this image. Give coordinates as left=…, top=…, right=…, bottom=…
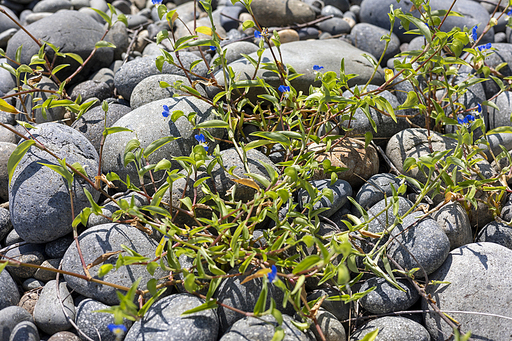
left=0, top=58, right=16, bottom=94
left=316, top=17, right=351, bottom=35
left=219, top=314, right=308, bottom=341
left=431, top=202, right=472, bottom=250
left=350, top=316, right=430, bottom=341
left=33, top=280, right=75, bottom=334
left=488, top=90, right=512, bottom=130
left=476, top=221, right=512, bottom=249
left=9, top=123, right=100, bottom=244
left=341, top=85, right=411, bottom=138
left=46, top=331, right=80, bottom=341
left=0, top=123, right=17, bottom=144
left=71, top=103, right=131, bottom=153
left=355, top=173, right=403, bottom=210
left=298, top=179, right=352, bottom=218
left=0, top=207, right=12, bottom=240
left=130, top=74, right=207, bottom=109
left=350, top=23, right=401, bottom=66
left=0, top=306, right=33, bottom=341
left=387, top=213, right=451, bottom=275
left=22, top=278, right=45, bottom=290
left=321, top=5, right=344, bottom=18
left=33, top=258, right=60, bottom=281
left=124, top=294, right=219, bottom=341
left=220, top=5, right=245, bottom=31
left=210, top=40, right=385, bottom=102
left=105, top=21, right=129, bottom=61
left=366, top=196, right=413, bottom=238
left=324, top=0, right=349, bottom=12
left=32, top=0, right=72, bottom=12
left=358, top=276, right=419, bottom=314
left=101, top=97, right=223, bottom=189
left=0, top=268, right=20, bottom=309
left=44, top=234, right=74, bottom=259
left=6, top=10, right=113, bottom=85
left=214, top=265, right=294, bottom=334
left=310, top=309, right=346, bottom=341
left=70, top=80, right=114, bottom=102
left=61, top=223, right=166, bottom=305
left=75, top=297, right=132, bottom=341
left=423, top=242, right=512, bottom=341
left=4, top=243, right=45, bottom=279
left=4, top=229, right=23, bottom=245
left=0, top=142, right=16, bottom=202
left=113, top=53, right=208, bottom=100
left=9, top=321, right=39, bottom=341
left=297, top=27, right=319, bottom=40
left=214, top=41, right=259, bottom=65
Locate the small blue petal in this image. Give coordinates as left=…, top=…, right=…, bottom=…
left=210, top=46, right=216, bottom=51
left=151, top=0, right=162, bottom=4
left=477, top=103, right=482, bottom=113
left=162, top=105, right=170, bottom=118
left=508, top=9, right=512, bottom=16
left=203, top=145, right=209, bottom=152
left=108, top=324, right=127, bottom=334
left=278, top=85, right=290, bottom=93
left=485, top=43, right=492, bottom=49
left=472, top=25, right=478, bottom=41
left=466, top=114, right=475, bottom=122
left=195, top=133, right=206, bottom=144
left=313, top=65, right=324, bottom=71
left=458, top=117, right=464, bottom=125
left=254, top=30, right=262, bottom=38
left=267, top=265, right=277, bottom=283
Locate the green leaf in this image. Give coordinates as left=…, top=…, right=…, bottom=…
left=8, top=140, right=35, bottom=186
left=292, top=255, right=322, bottom=274
left=358, top=329, right=379, bottom=341
left=0, top=98, right=18, bottom=113
left=89, top=8, right=111, bottom=26
left=124, top=139, right=140, bottom=154
left=144, top=136, right=179, bottom=158
left=103, top=127, right=132, bottom=136
left=95, top=41, right=116, bottom=49
left=487, top=126, right=512, bottom=135
left=397, top=91, right=419, bottom=109
left=250, top=131, right=291, bottom=147
left=83, top=187, right=103, bottom=215
left=196, top=120, right=229, bottom=129
left=116, top=13, right=128, bottom=27
left=253, top=280, right=268, bottom=315
left=98, top=264, right=113, bottom=277
left=51, top=64, right=69, bottom=75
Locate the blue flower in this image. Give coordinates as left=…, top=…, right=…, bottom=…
left=313, top=65, right=324, bottom=71
left=254, top=30, right=262, bottom=38
left=151, top=0, right=162, bottom=5
left=472, top=25, right=478, bottom=41
left=458, top=114, right=475, bottom=126
left=267, top=265, right=277, bottom=283
left=210, top=46, right=216, bottom=51
left=162, top=105, right=170, bottom=118
left=507, top=8, right=512, bottom=16
left=477, top=43, right=492, bottom=51
left=278, top=85, right=290, bottom=93
left=477, top=103, right=482, bottom=113
left=195, top=133, right=208, bottom=152
left=108, top=324, right=127, bottom=335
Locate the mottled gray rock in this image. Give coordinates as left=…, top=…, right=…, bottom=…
left=219, top=5, right=245, bottom=31
left=350, top=316, right=430, bottom=341
left=9, top=123, right=100, bottom=244
left=33, top=280, right=74, bottom=334
left=124, top=294, right=219, bottom=341
left=45, top=234, right=74, bottom=259
left=298, top=179, right=352, bottom=218
left=309, top=309, right=346, bottom=341
left=350, top=23, right=400, bottom=66
left=0, top=142, right=16, bottom=201
left=71, top=103, right=131, bottom=153
left=33, top=258, right=60, bottom=282
left=46, top=331, right=80, bottom=341
left=75, top=297, right=132, bottom=341
left=210, top=40, right=385, bottom=102
left=4, top=243, right=45, bottom=279
left=250, top=0, right=315, bottom=27
left=341, top=85, right=411, bottom=138
left=316, top=17, right=351, bottom=35
left=0, top=307, right=33, bottom=341
left=360, top=0, right=492, bottom=44
left=388, top=213, right=451, bottom=275
left=0, top=5, right=20, bottom=33
left=61, top=223, right=165, bottom=305
left=431, top=202, right=472, bottom=250
left=9, top=321, right=39, bottom=341
left=0, top=123, right=17, bottom=144
left=32, top=0, right=71, bottom=12
left=70, top=80, right=114, bottom=102
left=220, top=314, right=308, bottom=341
left=213, top=41, right=259, bottom=66
left=130, top=74, right=207, bottom=109
left=386, top=128, right=458, bottom=183
left=4, top=229, right=23, bottom=246
left=477, top=132, right=512, bottom=160
left=307, top=288, right=350, bottom=322
left=366, top=196, right=413, bottom=238
left=101, top=97, right=223, bottom=189
left=358, top=276, right=419, bottom=314
left=0, top=268, right=20, bottom=309
left=114, top=54, right=208, bottom=100
left=214, top=265, right=294, bottom=333
left=324, top=0, right=349, bottom=11
left=488, top=90, right=512, bottom=130
left=0, top=207, right=12, bottom=240
left=476, top=221, right=512, bottom=249
left=6, top=10, right=113, bottom=85
left=423, top=242, right=512, bottom=340
left=22, top=278, right=45, bottom=291
left=321, top=5, right=344, bottom=18
left=355, top=173, right=403, bottom=210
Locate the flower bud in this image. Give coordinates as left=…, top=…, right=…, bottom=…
left=490, top=17, right=498, bottom=27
